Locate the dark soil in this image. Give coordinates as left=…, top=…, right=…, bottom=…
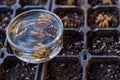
left=0, top=57, right=37, bottom=80
left=54, top=8, right=84, bottom=28
left=16, top=8, right=45, bottom=15
left=6, top=42, right=13, bottom=54
left=20, top=0, right=47, bottom=6
left=88, top=31, right=120, bottom=56
left=55, top=0, right=78, bottom=5
left=60, top=31, right=83, bottom=55
left=0, top=29, right=6, bottom=49
left=87, top=59, right=120, bottom=80
left=46, top=58, right=82, bottom=80
left=0, top=0, right=16, bottom=6
left=0, top=8, right=13, bottom=30
left=88, top=7, right=119, bottom=29
left=88, top=0, right=118, bottom=6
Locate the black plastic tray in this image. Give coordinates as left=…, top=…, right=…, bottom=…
left=0, top=0, right=120, bottom=80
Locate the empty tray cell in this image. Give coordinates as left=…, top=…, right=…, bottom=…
left=0, top=0, right=16, bottom=6
left=55, top=0, right=78, bottom=5
left=88, top=0, right=118, bottom=6
left=0, top=29, right=5, bottom=49
left=88, top=7, right=119, bottom=29
left=54, top=8, right=84, bottom=28
left=88, top=30, right=120, bottom=56
left=16, top=7, right=46, bottom=15
left=0, top=56, right=37, bottom=80
left=45, top=57, right=82, bottom=80
left=87, top=58, right=120, bottom=80
left=60, top=30, right=84, bottom=55
left=0, top=8, right=13, bottom=30
left=20, top=0, right=48, bottom=6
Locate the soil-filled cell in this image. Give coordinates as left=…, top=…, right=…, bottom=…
left=45, top=58, right=83, bottom=80
left=87, top=58, right=120, bottom=80
left=88, top=30, right=120, bottom=56
left=55, top=0, right=78, bottom=5
left=54, top=8, right=84, bottom=28
left=88, top=7, right=119, bottom=29
left=20, top=0, right=48, bottom=6
left=0, top=29, right=6, bottom=49
left=0, top=8, right=13, bottom=30
left=88, top=0, right=118, bottom=6
left=0, top=56, right=37, bottom=80
left=60, top=30, right=84, bottom=55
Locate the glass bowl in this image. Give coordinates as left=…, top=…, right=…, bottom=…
left=6, top=9, right=63, bottom=63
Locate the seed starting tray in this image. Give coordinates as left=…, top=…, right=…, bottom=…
left=0, top=0, right=120, bottom=80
